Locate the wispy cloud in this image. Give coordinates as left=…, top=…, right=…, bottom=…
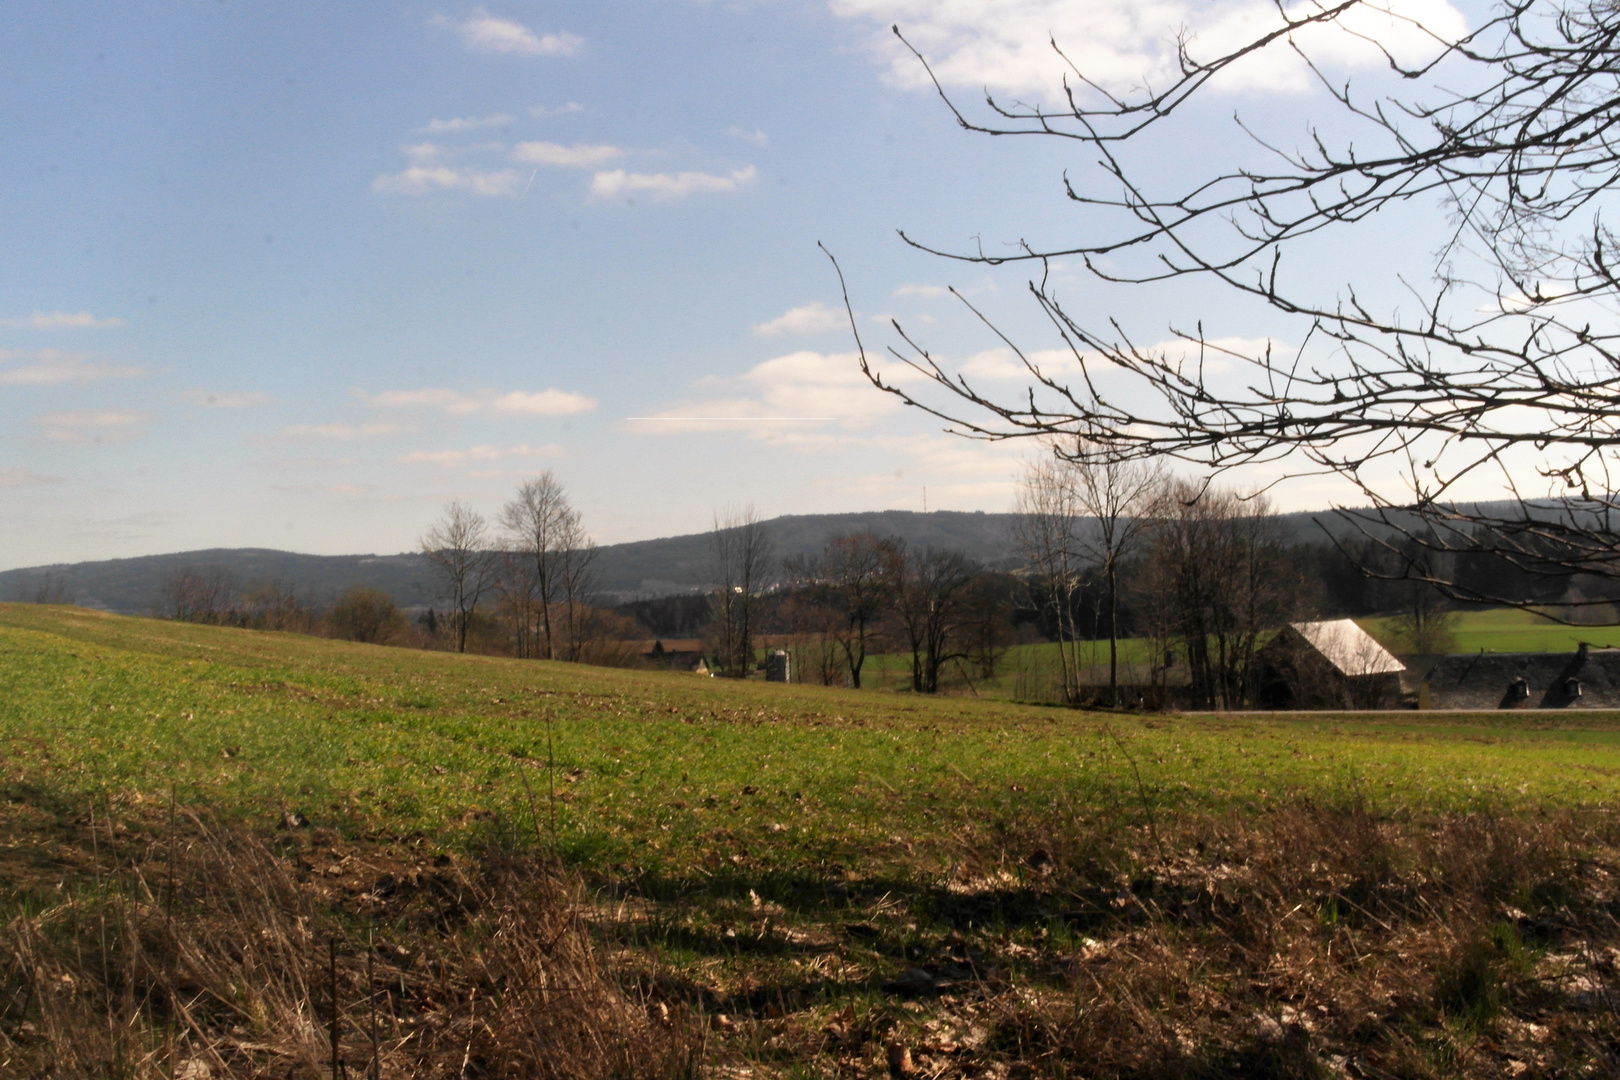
left=493, top=390, right=596, bottom=415
left=832, top=0, right=1468, bottom=100
left=33, top=409, right=150, bottom=445
left=627, top=350, right=914, bottom=437
left=372, top=164, right=523, bottom=197
left=0, top=467, right=62, bottom=488
left=590, top=166, right=756, bottom=202
left=0, top=311, right=126, bottom=329
left=511, top=141, right=624, bottom=168
left=0, top=349, right=143, bottom=385
left=893, top=283, right=950, bottom=298
left=356, top=387, right=598, bottom=416
left=531, top=102, right=584, bottom=116
left=753, top=301, right=845, bottom=337
left=727, top=126, right=768, bottom=147
left=398, top=443, right=564, bottom=466
left=453, top=7, right=582, bottom=57
left=180, top=389, right=272, bottom=408
left=419, top=113, right=514, bottom=134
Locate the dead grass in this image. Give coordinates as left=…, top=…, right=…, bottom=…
left=5, top=795, right=1620, bottom=1077
left=853, top=802, right=1620, bottom=1078
left=0, top=806, right=698, bottom=1079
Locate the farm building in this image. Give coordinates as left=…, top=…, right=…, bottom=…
left=639, top=639, right=709, bottom=673
left=1254, top=619, right=1407, bottom=709
left=1418, top=643, right=1620, bottom=709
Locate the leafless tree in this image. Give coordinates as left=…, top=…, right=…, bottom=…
left=163, top=564, right=239, bottom=624
left=819, top=531, right=903, bottom=688
left=500, top=474, right=573, bottom=660
left=893, top=544, right=979, bottom=694
left=556, top=512, right=599, bottom=663
left=1014, top=450, right=1163, bottom=702
left=1012, top=458, right=1088, bottom=702
left=831, top=0, right=1620, bottom=612
left=491, top=548, right=543, bottom=658
left=241, top=580, right=314, bottom=633
left=1140, top=484, right=1305, bottom=708
left=775, top=593, right=845, bottom=686
left=1071, top=453, right=1166, bottom=704
left=420, top=500, right=493, bottom=653
left=17, top=570, right=68, bottom=604
left=708, top=505, right=774, bottom=678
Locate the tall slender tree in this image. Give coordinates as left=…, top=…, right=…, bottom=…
left=500, top=473, right=573, bottom=660
left=420, top=500, right=493, bottom=653
left=708, top=505, right=774, bottom=678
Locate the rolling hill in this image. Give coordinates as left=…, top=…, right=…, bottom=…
left=0, top=505, right=1377, bottom=613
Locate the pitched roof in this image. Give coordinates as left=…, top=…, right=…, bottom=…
left=1421, top=645, right=1620, bottom=709
left=1287, top=619, right=1406, bottom=676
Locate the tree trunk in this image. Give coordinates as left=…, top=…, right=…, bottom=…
left=1107, top=560, right=1119, bottom=707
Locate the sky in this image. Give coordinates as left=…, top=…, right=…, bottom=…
left=0, top=0, right=1486, bottom=569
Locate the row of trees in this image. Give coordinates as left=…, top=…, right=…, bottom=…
left=161, top=567, right=413, bottom=644
left=707, top=508, right=1015, bottom=693
left=1011, top=448, right=1478, bottom=708
left=418, top=474, right=639, bottom=664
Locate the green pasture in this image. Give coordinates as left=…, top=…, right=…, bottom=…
left=5, top=604, right=1620, bottom=886
left=1360, top=606, right=1620, bottom=654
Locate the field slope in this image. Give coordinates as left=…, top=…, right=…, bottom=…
left=6, top=603, right=1620, bottom=1077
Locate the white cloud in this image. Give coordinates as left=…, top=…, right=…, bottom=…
left=0, top=311, right=126, bottom=329
left=753, top=301, right=846, bottom=337
left=356, top=387, right=598, bottom=416
left=727, top=126, right=768, bottom=146
left=0, top=467, right=61, bottom=488
left=456, top=8, right=582, bottom=57
left=33, top=409, right=150, bottom=445
left=531, top=102, right=585, bottom=116
left=372, top=164, right=522, bottom=197
left=511, top=141, right=624, bottom=168
left=893, top=283, right=950, bottom=298
left=589, top=166, right=756, bottom=202
left=180, top=389, right=272, bottom=408
left=830, top=0, right=1468, bottom=100
left=491, top=389, right=597, bottom=415
left=419, top=113, right=514, bottom=134
left=398, top=443, right=564, bottom=466
left=0, top=349, right=144, bottom=385
left=627, top=350, right=917, bottom=437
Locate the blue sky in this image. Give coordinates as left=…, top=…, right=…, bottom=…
left=0, top=0, right=1480, bottom=568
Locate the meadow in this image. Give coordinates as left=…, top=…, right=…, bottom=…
left=6, top=603, right=1620, bottom=1077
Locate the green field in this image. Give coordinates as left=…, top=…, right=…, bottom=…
left=1360, top=605, right=1620, bottom=654
left=6, top=603, right=1620, bottom=1077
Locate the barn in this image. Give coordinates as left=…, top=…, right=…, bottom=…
left=1254, top=619, right=1407, bottom=709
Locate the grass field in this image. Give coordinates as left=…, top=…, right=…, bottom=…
left=7, top=603, right=1620, bottom=1077
left=1361, top=606, right=1620, bottom=655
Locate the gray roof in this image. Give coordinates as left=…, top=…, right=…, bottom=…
left=1421, top=645, right=1620, bottom=709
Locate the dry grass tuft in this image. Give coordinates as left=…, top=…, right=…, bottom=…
left=0, top=811, right=697, bottom=1079
left=959, top=801, right=1620, bottom=1077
